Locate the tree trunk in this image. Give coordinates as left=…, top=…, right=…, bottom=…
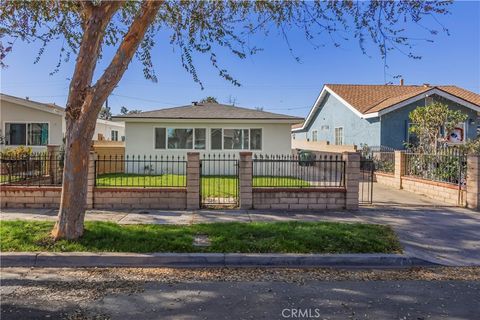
left=52, top=109, right=98, bottom=240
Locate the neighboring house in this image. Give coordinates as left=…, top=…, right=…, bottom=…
left=0, top=93, right=64, bottom=152
left=292, top=84, right=480, bottom=150
left=94, top=118, right=125, bottom=142
left=0, top=93, right=125, bottom=152
left=113, top=102, right=303, bottom=157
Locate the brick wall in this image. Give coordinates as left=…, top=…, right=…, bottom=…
left=252, top=188, right=346, bottom=210
left=93, top=188, right=187, bottom=210
left=374, top=172, right=396, bottom=188
left=401, top=176, right=466, bottom=206
left=1, top=186, right=62, bottom=209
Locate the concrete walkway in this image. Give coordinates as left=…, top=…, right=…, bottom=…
left=1, top=183, right=479, bottom=266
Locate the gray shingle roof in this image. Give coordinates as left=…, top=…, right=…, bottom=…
left=112, top=103, right=303, bottom=122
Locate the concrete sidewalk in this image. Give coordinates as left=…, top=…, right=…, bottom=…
left=2, top=205, right=480, bottom=267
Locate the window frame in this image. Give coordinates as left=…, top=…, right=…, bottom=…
left=111, top=130, right=119, bottom=141
left=334, top=127, right=344, bottom=145
left=249, top=128, right=263, bottom=151
left=154, top=126, right=207, bottom=150
left=312, top=130, right=318, bottom=142
left=223, top=128, right=250, bottom=150
left=4, top=121, right=50, bottom=146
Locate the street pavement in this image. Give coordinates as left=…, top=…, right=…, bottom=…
left=1, top=267, right=479, bottom=320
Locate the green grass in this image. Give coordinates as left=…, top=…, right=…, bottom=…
left=0, top=220, right=402, bottom=254
left=95, top=173, right=310, bottom=197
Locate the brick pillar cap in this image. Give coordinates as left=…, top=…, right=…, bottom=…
left=239, top=152, right=253, bottom=156
left=187, top=152, right=200, bottom=156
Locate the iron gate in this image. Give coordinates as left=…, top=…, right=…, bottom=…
left=359, top=158, right=374, bottom=204
left=200, top=154, right=239, bottom=208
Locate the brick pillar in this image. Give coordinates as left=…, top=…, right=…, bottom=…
left=466, top=155, right=480, bottom=211
left=186, top=152, right=200, bottom=210
left=47, top=145, right=61, bottom=184
left=343, top=152, right=360, bottom=210
left=394, top=151, right=405, bottom=189
left=87, top=151, right=96, bottom=209
left=239, top=152, right=253, bottom=209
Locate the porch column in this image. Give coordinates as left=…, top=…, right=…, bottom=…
left=394, top=150, right=405, bottom=189
left=239, top=152, right=253, bottom=209
left=186, top=152, right=200, bottom=210
left=343, top=152, right=360, bottom=210
left=466, top=155, right=480, bottom=211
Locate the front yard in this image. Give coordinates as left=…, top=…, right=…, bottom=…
left=0, top=220, right=401, bottom=254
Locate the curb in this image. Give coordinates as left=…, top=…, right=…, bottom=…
left=1, top=252, right=440, bottom=268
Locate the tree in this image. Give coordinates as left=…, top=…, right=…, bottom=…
left=99, top=106, right=112, bottom=120
left=120, top=106, right=142, bottom=115
left=408, top=102, right=468, bottom=154
left=200, top=96, right=218, bottom=104
left=0, top=1, right=452, bottom=240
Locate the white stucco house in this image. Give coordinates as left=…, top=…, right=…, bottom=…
left=0, top=93, right=125, bottom=152
left=112, top=102, right=303, bottom=157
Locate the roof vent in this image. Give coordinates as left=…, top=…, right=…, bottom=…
left=25, top=96, right=29, bottom=100
left=191, top=101, right=198, bottom=106
left=423, top=83, right=430, bottom=87
left=399, top=78, right=404, bottom=86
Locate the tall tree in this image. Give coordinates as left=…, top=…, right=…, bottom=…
left=99, top=106, right=112, bottom=120
left=200, top=96, right=218, bottom=104
left=0, top=0, right=452, bottom=240
left=120, top=106, right=142, bottom=115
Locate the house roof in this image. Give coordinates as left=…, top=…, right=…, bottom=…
left=293, top=84, right=480, bottom=132
left=325, top=84, right=480, bottom=114
left=0, top=93, right=66, bottom=115
left=113, top=102, right=304, bottom=123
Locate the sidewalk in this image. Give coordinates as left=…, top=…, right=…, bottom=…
left=1, top=206, right=480, bottom=266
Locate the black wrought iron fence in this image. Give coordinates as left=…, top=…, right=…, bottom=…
left=404, top=151, right=467, bottom=187
left=200, top=154, right=239, bottom=207
left=253, top=154, right=345, bottom=188
left=94, top=155, right=187, bottom=187
left=0, top=152, right=64, bottom=186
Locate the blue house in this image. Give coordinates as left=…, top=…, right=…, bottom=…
left=292, top=84, right=480, bottom=150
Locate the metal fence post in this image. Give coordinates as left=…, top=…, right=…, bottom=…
left=239, top=152, right=253, bottom=209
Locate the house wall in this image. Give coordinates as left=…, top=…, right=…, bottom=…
left=380, top=95, right=478, bottom=150
left=293, top=93, right=381, bottom=147
left=124, top=121, right=293, bottom=156
left=94, top=120, right=125, bottom=141
left=0, top=100, right=64, bottom=152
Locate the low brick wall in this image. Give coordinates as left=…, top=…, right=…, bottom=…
left=93, top=187, right=187, bottom=210
left=1, top=186, right=62, bottom=209
left=374, top=172, right=396, bottom=188
left=252, top=188, right=346, bottom=210
left=401, top=176, right=466, bottom=206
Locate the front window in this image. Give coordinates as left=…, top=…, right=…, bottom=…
left=312, top=130, right=318, bottom=142
left=168, top=128, right=193, bottom=149
left=211, top=129, right=222, bottom=150
left=154, top=128, right=166, bottom=149
left=250, top=129, right=262, bottom=150
left=194, top=128, right=206, bottom=150
left=111, top=130, right=119, bottom=141
left=224, top=129, right=249, bottom=150
left=334, top=127, right=343, bottom=145
left=5, top=122, right=48, bottom=146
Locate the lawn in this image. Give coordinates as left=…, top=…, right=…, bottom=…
left=96, top=173, right=310, bottom=197
left=0, top=220, right=402, bottom=254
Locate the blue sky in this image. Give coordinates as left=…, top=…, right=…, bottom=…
left=1, top=1, right=479, bottom=118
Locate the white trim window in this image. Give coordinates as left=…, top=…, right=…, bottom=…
left=250, top=128, right=262, bottom=150
left=334, top=127, right=344, bottom=145
left=154, top=128, right=166, bottom=149
left=167, top=128, right=194, bottom=149
left=155, top=127, right=207, bottom=150
left=312, top=130, right=318, bottom=142
left=224, top=129, right=249, bottom=150
left=5, top=122, right=49, bottom=146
